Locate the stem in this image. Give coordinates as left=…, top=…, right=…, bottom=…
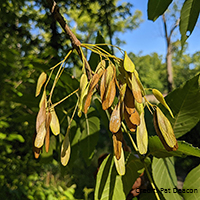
left=46, top=0, right=92, bottom=80
left=144, top=163, right=161, bottom=200
left=52, top=88, right=79, bottom=108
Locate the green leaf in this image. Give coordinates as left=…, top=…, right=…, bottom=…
left=152, top=157, right=182, bottom=200
left=160, top=73, right=200, bottom=138
left=180, top=0, right=200, bottom=48
left=182, top=164, right=200, bottom=199
left=149, top=136, right=200, bottom=158
left=94, top=153, right=144, bottom=200
left=7, top=133, right=25, bottom=143
left=79, top=107, right=100, bottom=165
left=147, top=0, right=172, bottom=21
left=88, top=31, right=111, bottom=71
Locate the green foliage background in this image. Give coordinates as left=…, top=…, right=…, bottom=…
left=0, top=0, right=200, bottom=200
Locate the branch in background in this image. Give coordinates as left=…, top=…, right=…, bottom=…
left=46, top=0, right=92, bottom=79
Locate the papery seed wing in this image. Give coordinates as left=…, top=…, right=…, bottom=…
left=35, top=72, right=47, bottom=97
left=129, top=108, right=140, bottom=126
left=154, top=107, right=178, bottom=151
left=152, top=89, right=174, bottom=118
left=114, top=147, right=125, bottom=176
left=110, top=102, right=121, bottom=133
left=124, top=51, right=135, bottom=73
left=136, top=112, right=148, bottom=155
left=112, top=130, right=123, bottom=160
left=45, top=111, right=52, bottom=153
left=61, top=133, right=71, bottom=166
left=50, top=108, right=60, bottom=136
left=124, top=87, right=135, bottom=115
left=124, top=109, right=137, bottom=132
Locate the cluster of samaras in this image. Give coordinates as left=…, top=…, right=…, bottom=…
left=33, top=51, right=178, bottom=170
left=78, top=52, right=178, bottom=162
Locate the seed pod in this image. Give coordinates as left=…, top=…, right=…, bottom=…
left=114, top=147, right=125, bottom=176
left=133, top=70, right=145, bottom=96
left=130, top=73, right=143, bottom=103
left=125, top=72, right=142, bottom=104
left=152, top=89, right=174, bottom=118
left=135, top=100, right=144, bottom=116
left=32, top=132, right=41, bottom=159
left=84, top=73, right=100, bottom=113
left=136, top=112, right=148, bottom=155
left=95, top=60, right=106, bottom=76
left=110, top=102, right=121, bottom=133
left=129, top=108, right=140, bottom=126
left=50, top=108, right=60, bottom=136
left=35, top=72, right=47, bottom=97
left=124, top=87, right=135, bottom=115
left=112, top=129, right=123, bottom=160
left=119, top=83, right=127, bottom=103
left=78, top=74, right=88, bottom=117
left=124, top=51, right=135, bottom=73
left=153, top=107, right=178, bottom=151
left=124, top=109, right=137, bottom=132
left=61, top=132, right=71, bottom=166
left=35, top=99, right=46, bottom=148
left=45, top=111, right=52, bottom=153
left=102, top=77, right=116, bottom=110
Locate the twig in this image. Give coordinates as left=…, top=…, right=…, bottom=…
left=46, top=0, right=92, bottom=79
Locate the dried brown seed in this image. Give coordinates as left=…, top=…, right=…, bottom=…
left=112, top=130, right=123, bottom=160
left=124, top=87, right=135, bottom=115
left=102, top=77, right=116, bottom=110
left=129, top=108, right=140, bottom=126
left=84, top=74, right=100, bottom=113
left=124, top=109, right=137, bottom=132
left=109, top=102, right=121, bottom=133
left=61, top=133, right=71, bottom=166
left=35, top=99, right=46, bottom=148
left=45, top=111, right=52, bottom=153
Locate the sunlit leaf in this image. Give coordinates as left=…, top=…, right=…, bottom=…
left=148, top=0, right=173, bottom=21
left=180, top=0, right=200, bottom=48
left=35, top=72, right=47, bottom=97
left=95, top=153, right=144, bottom=200
left=182, top=164, right=200, bottom=200
left=152, top=157, right=182, bottom=200
left=80, top=108, right=100, bottom=165
left=149, top=136, right=200, bottom=158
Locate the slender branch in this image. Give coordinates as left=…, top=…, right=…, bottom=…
left=162, top=14, right=169, bottom=45
left=46, top=0, right=92, bottom=79
left=169, top=18, right=180, bottom=39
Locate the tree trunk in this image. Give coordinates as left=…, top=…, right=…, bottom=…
left=166, top=42, right=173, bottom=92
